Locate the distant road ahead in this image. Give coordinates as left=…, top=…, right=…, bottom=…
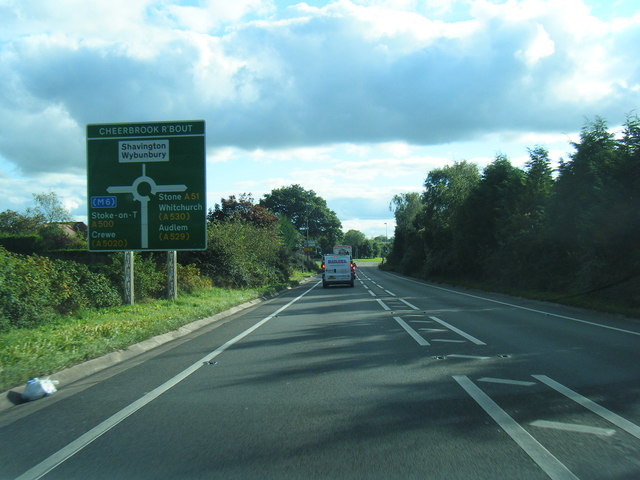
left=2, top=263, right=640, bottom=479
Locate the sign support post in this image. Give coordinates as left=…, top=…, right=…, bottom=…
left=123, top=251, right=134, bottom=305
left=166, top=251, right=178, bottom=300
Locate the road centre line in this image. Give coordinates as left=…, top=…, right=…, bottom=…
left=394, top=316, right=429, bottom=346
left=453, top=376, right=579, bottom=480
left=385, top=271, right=640, bottom=337
left=532, top=375, right=640, bottom=440
left=429, top=316, right=486, bottom=345
left=530, top=420, right=616, bottom=437
left=377, top=299, right=390, bottom=310
left=15, top=281, right=321, bottom=480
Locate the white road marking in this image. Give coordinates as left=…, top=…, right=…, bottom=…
left=429, top=316, right=486, bottom=345
left=530, top=420, right=616, bottom=437
left=15, top=281, right=321, bottom=480
left=367, top=289, right=376, bottom=297
left=384, top=289, right=396, bottom=296
left=399, top=298, right=420, bottom=310
left=453, top=376, right=579, bottom=480
left=385, top=271, right=640, bottom=337
left=418, top=328, right=448, bottom=332
left=447, top=354, right=491, bottom=360
left=533, top=375, right=640, bottom=440
left=376, top=299, right=391, bottom=310
left=478, top=377, right=536, bottom=387
left=394, top=316, right=430, bottom=346
left=431, top=339, right=466, bottom=343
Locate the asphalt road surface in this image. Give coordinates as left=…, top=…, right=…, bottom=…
left=2, top=263, right=640, bottom=479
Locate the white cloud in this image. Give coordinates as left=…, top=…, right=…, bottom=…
left=0, top=0, right=639, bottom=234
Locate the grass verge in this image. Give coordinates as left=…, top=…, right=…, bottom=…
left=1, top=272, right=317, bottom=393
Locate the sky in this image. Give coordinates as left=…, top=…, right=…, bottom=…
left=0, top=0, right=639, bottom=238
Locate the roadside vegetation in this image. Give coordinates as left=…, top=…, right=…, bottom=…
left=385, top=114, right=640, bottom=317
left=0, top=286, right=280, bottom=392
left=0, top=184, right=387, bottom=392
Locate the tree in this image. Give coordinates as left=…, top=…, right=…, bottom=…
left=277, top=215, right=302, bottom=251
left=27, top=192, right=72, bottom=223
left=343, top=229, right=366, bottom=256
left=260, top=184, right=342, bottom=252
left=387, top=192, right=424, bottom=273
left=455, top=155, right=525, bottom=276
left=419, top=161, right=480, bottom=275
left=0, top=210, right=42, bottom=235
left=523, top=146, right=554, bottom=216
left=208, top=194, right=277, bottom=229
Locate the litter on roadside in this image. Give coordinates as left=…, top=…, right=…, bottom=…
left=21, top=378, right=59, bottom=402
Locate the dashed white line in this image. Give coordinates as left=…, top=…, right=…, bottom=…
left=429, top=316, right=486, bottom=345
left=453, top=376, right=579, bottom=480
left=431, top=339, right=466, bottom=343
left=384, top=289, right=396, bottom=296
left=394, top=316, right=429, bottom=346
left=377, top=299, right=391, bottom=310
left=533, top=375, right=640, bottom=440
left=367, top=289, right=376, bottom=297
left=399, top=298, right=420, bottom=310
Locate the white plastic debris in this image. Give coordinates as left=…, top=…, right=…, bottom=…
left=21, top=377, right=59, bottom=402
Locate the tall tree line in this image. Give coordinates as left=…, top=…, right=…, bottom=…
left=387, top=115, right=640, bottom=308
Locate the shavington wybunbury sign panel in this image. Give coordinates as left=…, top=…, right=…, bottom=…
left=87, top=120, right=206, bottom=251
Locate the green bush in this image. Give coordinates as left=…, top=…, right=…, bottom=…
left=189, top=221, right=288, bottom=288
left=178, top=263, right=213, bottom=293
left=0, top=248, right=121, bottom=331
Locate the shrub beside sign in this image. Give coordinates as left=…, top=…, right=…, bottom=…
left=87, top=120, right=206, bottom=251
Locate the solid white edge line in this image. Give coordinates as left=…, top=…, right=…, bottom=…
left=384, top=271, right=640, bottom=337
left=399, top=298, right=420, bottom=310
left=533, top=375, right=640, bottom=440
left=453, top=376, right=579, bottom=480
left=394, top=316, right=429, bottom=346
left=429, top=316, right=486, bottom=345
left=16, top=281, right=321, bottom=480
left=376, top=298, right=390, bottom=310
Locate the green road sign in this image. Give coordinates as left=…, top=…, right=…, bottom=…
left=87, top=120, right=206, bottom=251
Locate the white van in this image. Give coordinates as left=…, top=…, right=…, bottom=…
left=322, top=254, right=355, bottom=288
